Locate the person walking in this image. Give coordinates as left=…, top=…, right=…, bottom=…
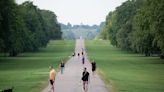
left=60, top=61, right=65, bottom=74
left=82, top=56, right=85, bottom=64
left=81, top=67, right=90, bottom=92
left=49, top=66, right=56, bottom=92
left=81, top=51, right=84, bottom=56
left=78, top=53, right=80, bottom=57
left=72, top=52, right=75, bottom=57
left=91, top=60, right=96, bottom=76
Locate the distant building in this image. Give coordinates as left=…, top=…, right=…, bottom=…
left=80, top=36, right=83, bottom=39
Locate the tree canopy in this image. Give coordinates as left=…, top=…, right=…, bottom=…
left=61, top=23, right=102, bottom=40
left=101, top=0, right=164, bottom=58
left=0, top=1, right=62, bottom=56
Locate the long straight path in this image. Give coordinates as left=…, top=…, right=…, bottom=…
left=42, top=39, right=109, bottom=92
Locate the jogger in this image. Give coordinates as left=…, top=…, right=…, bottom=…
left=49, top=66, right=56, bottom=92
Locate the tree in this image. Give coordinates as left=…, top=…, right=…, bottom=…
left=150, top=0, right=164, bottom=58
left=0, top=1, right=62, bottom=56
left=0, top=0, right=25, bottom=56
left=101, top=0, right=164, bottom=58
left=131, top=0, right=163, bottom=56
left=40, top=10, right=62, bottom=40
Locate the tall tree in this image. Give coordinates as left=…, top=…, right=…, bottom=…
left=40, top=10, right=62, bottom=40
left=101, top=0, right=164, bottom=58
left=0, top=1, right=62, bottom=56
left=0, top=0, right=25, bottom=56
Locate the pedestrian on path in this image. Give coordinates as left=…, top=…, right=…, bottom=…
left=78, top=53, right=80, bottom=57
left=49, top=66, right=56, bottom=92
left=60, top=61, right=65, bottom=74
left=81, top=51, right=84, bottom=56
left=72, top=52, right=75, bottom=57
left=81, top=67, right=90, bottom=92
left=82, top=56, right=85, bottom=64
left=42, top=39, right=109, bottom=92
left=91, top=60, right=96, bottom=76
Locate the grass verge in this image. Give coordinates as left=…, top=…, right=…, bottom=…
left=0, top=40, right=74, bottom=92
left=86, top=40, right=164, bottom=92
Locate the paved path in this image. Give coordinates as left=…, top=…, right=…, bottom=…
left=42, top=39, right=109, bottom=92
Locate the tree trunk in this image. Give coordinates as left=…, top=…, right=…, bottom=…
left=9, top=50, right=18, bottom=57
left=160, top=54, right=164, bottom=59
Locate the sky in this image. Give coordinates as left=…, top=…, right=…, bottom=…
left=16, top=0, right=126, bottom=25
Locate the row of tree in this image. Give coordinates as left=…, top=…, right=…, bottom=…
left=61, top=23, right=102, bottom=40
left=0, top=1, right=62, bottom=56
left=60, top=23, right=101, bottom=30
left=101, top=0, right=164, bottom=58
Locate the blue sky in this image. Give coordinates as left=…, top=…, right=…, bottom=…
left=16, top=0, right=126, bottom=25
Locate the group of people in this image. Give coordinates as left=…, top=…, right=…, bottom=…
left=82, top=60, right=96, bottom=92
left=49, top=51, right=96, bottom=92
left=72, top=50, right=85, bottom=65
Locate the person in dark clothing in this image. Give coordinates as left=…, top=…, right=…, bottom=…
left=81, top=67, right=90, bottom=92
left=81, top=51, right=84, bottom=55
left=82, top=56, right=85, bottom=64
left=78, top=53, right=80, bottom=57
left=91, top=61, right=96, bottom=76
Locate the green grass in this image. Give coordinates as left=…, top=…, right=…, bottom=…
left=86, top=40, right=164, bottom=92
left=0, top=40, right=75, bottom=92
